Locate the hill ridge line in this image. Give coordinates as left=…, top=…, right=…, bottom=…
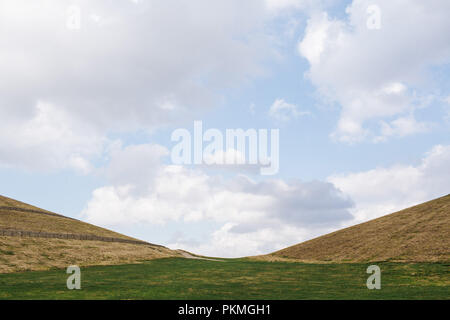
left=264, top=194, right=450, bottom=263
left=0, top=228, right=166, bottom=248
left=0, top=206, right=76, bottom=220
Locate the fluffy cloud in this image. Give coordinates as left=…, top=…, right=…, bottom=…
left=0, top=0, right=284, bottom=170
left=298, top=0, right=450, bottom=142
left=0, top=0, right=271, bottom=126
left=264, top=0, right=325, bottom=14
left=102, top=143, right=169, bottom=193
left=375, top=115, right=432, bottom=142
left=82, top=143, right=354, bottom=257
left=265, top=0, right=307, bottom=12
left=328, top=144, right=450, bottom=224
left=168, top=223, right=313, bottom=258
left=0, top=101, right=104, bottom=172
left=268, top=98, right=310, bottom=122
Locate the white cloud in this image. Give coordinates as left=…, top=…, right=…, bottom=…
left=298, top=12, right=345, bottom=66
left=268, top=98, right=310, bottom=122
left=328, top=144, right=450, bottom=224
left=82, top=143, right=353, bottom=257
left=68, top=155, right=94, bottom=175
left=201, top=148, right=267, bottom=175
left=0, top=0, right=273, bottom=130
left=382, top=82, right=407, bottom=95
left=266, top=0, right=303, bottom=11
left=203, top=149, right=247, bottom=166
left=102, top=143, right=169, bottom=193
left=0, top=101, right=104, bottom=172
left=298, top=0, right=450, bottom=142
left=168, top=223, right=313, bottom=258
left=265, top=0, right=321, bottom=13
left=375, top=115, right=432, bottom=142
left=0, top=0, right=286, bottom=171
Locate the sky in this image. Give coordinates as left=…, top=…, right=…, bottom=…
left=0, top=0, right=449, bottom=257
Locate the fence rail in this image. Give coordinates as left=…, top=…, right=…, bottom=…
left=0, top=228, right=164, bottom=247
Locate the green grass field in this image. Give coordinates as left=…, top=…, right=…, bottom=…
left=0, top=258, right=448, bottom=300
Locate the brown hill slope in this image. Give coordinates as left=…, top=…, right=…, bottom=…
left=0, top=195, right=137, bottom=240
left=265, top=194, right=450, bottom=263
left=0, top=195, right=180, bottom=273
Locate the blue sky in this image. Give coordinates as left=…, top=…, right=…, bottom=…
left=1, top=0, right=449, bottom=257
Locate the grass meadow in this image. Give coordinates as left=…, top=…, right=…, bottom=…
left=0, top=258, right=448, bottom=299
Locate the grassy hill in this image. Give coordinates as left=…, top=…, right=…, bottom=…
left=0, top=195, right=137, bottom=240
left=0, top=195, right=448, bottom=299
left=1, top=259, right=449, bottom=300
left=263, top=194, right=450, bottom=263
left=0, top=195, right=179, bottom=273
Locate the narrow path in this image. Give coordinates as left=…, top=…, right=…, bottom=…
left=177, top=250, right=225, bottom=262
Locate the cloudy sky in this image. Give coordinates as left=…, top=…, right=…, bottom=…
left=1, top=0, right=449, bottom=257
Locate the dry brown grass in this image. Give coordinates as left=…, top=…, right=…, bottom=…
left=0, top=195, right=56, bottom=214
left=261, top=194, right=450, bottom=263
left=0, top=209, right=135, bottom=240
left=0, top=195, right=137, bottom=240
left=0, top=236, right=181, bottom=273
left=0, top=195, right=181, bottom=273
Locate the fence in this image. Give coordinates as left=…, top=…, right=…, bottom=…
left=0, top=228, right=164, bottom=247
left=0, top=206, right=166, bottom=248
